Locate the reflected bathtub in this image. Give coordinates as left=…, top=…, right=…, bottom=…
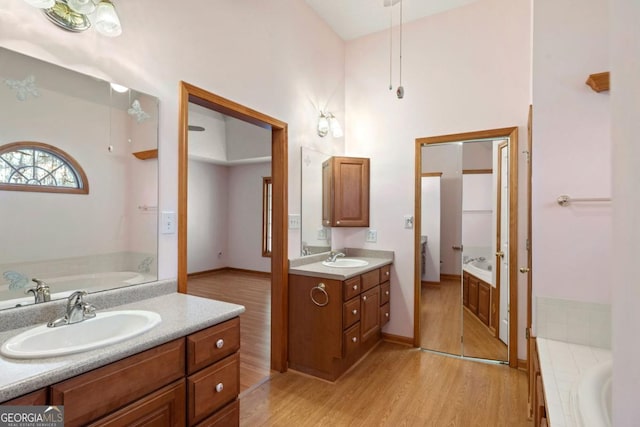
left=0, top=271, right=146, bottom=310
left=571, top=360, right=612, bottom=427
left=463, top=259, right=493, bottom=284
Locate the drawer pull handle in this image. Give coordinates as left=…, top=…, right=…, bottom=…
left=352, top=309, right=358, bottom=315
left=215, top=383, right=224, bottom=393
left=385, top=291, right=390, bottom=296
left=386, top=271, right=390, bottom=276
left=351, top=337, right=357, bottom=343
left=385, top=313, right=390, bottom=318
left=310, top=283, right=329, bottom=307
left=215, top=339, right=224, bottom=349
left=363, top=295, right=367, bottom=301
left=353, top=284, right=358, bottom=290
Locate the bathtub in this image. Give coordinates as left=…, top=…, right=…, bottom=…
left=0, top=271, right=146, bottom=310
left=463, top=259, right=493, bottom=284
left=571, top=360, right=612, bottom=427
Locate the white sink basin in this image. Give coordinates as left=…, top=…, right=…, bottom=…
left=0, top=310, right=161, bottom=359
left=322, top=258, right=369, bottom=268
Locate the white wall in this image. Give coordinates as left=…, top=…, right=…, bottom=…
left=611, top=0, right=640, bottom=424
left=343, top=0, right=531, bottom=344
left=532, top=0, right=611, bottom=311
left=187, top=161, right=228, bottom=274
left=227, top=162, right=272, bottom=272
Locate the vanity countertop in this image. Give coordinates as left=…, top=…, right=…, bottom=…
left=0, top=292, right=245, bottom=402
left=289, top=249, right=394, bottom=280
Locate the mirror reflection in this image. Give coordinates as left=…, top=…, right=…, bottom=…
left=0, top=47, right=159, bottom=311
left=300, top=147, right=331, bottom=256
left=419, top=138, right=509, bottom=362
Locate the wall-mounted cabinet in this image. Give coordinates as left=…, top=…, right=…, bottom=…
left=322, top=156, right=370, bottom=227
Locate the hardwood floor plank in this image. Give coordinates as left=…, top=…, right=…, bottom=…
left=187, top=270, right=272, bottom=393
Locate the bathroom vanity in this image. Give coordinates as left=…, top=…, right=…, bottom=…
left=0, top=285, right=244, bottom=427
left=288, top=251, right=393, bottom=381
left=462, top=271, right=493, bottom=328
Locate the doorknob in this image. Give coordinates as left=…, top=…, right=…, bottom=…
left=496, top=251, right=504, bottom=258
left=519, top=267, right=530, bottom=273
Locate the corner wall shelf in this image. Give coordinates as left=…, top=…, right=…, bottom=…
left=132, top=149, right=158, bottom=160
left=586, top=72, right=610, bottom=93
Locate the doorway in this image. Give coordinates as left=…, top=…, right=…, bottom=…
left=177, top=82, right=289, bottom=375
left=414, top=127, right=519, bottom=367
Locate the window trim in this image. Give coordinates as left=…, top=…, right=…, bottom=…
left=0, top=141, right=89, bottom=194
left=262, top=176, right=272, bottom=257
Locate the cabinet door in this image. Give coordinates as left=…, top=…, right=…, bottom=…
left=323, top=157, right=370, bottom=227
left=477, top=282, right=491, bottom=326
left=360, top=286, right=380, bottom=342
left=463, top=273, right=469, bottom=308
left=89, top=380, right=186, bottom=427
left=468, top=277, right=479, bottom=315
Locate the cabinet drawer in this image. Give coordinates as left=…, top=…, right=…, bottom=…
left=187, top=353, right=239, bottom=426
left=89, top=379, right=186, bottom=427
left=51, top=339, right=185, bottom=427
left=187, top=317, right=240, bottom=375
left=1, top=388, right=47, bottom=405
left=380, top=303, right=390, bottom=327
left=361, top=269, right=380, bottom=291
left=380, top=265, right=391, bottom=282
left=380, top=281, right=390, bottom=306
left=342, top=322, right=361, bottom=358
left=343, top=276, right=361, bottom=300
left=343, top=297, right=361, bottom=329
left=195, top=400, right=239, bottom=427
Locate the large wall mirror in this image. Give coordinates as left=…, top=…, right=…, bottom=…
left=0, top=47, right=159, bottom=311
left=300, top=147, right=332, bottom=256
left=415, top=127, right=518, bottom=366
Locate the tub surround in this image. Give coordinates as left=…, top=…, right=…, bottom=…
left=536, top=338, right=612, bottom=427
left=289, top=248, right=394, bottom=280
left=0, top=280, right=245, bottom=402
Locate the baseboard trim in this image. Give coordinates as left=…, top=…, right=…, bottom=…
left=382, top=333, right=414, bottom=347
left=518, top=358, right=527, bottom=372
left=188, top=267, right=271, bottom=278
left=422, top=281, right=440, bottom=286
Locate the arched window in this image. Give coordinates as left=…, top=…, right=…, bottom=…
left=0, top=142, right=89, bottom=194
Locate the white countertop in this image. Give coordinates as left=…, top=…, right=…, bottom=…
left=0, top=293, right=244, bottom=402
left=289, top=256, right=393, bottom=280
left=536, top=338, right=612, bottom=427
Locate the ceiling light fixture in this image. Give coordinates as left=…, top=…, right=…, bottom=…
left=317, top=111, right=343, bottom=138
left=24, top=0, right=122, bottom=37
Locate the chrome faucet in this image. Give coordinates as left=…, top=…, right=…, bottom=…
left=327, top=251, right=345, bottom=262
left=25, top=278, right=51, bottom=304
left=47, top=290, right=96, bottom=328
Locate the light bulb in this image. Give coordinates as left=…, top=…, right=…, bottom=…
left=23, top=0, right=55, bottom=8
left=110, top=83, right=128, bottom=93
left=67, top=0, right=96, bottom=14
left=94, top=0, right=122, bottom=37
left=329, top=116, right=343, bottom=138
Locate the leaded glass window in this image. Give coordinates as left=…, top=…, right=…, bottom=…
left=0, top=142, right=88, bottom=194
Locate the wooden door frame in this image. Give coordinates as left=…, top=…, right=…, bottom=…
left=494, top=141, right=508, bottom=340
left=414, top=126, right=519, bottom=368
left=177, top=81, right=289, bottom=372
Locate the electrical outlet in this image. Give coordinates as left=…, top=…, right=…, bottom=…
left=366, top=229, right=377, bottom=243
left=404, top=215, right=414, bottom=229
left=317, top=228, right=327, bottom=240
left=288, top=214, right=301, bottom=229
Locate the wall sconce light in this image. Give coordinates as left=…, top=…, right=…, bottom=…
left=23, top=0, right=122, bottom=37
left=317, top=111, right=343, bottom=138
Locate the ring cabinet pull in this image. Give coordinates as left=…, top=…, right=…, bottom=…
left=215, top=383, right=224, bottom=393
left=310, top=282, right=329, bottom=307
left=215, top=339, right=224, bottom=349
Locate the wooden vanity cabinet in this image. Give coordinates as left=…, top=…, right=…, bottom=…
left=463, top=271, right=492, bottom=327
left=322, top=156, right=370, bottom=227
left=289, top=265, right=391, bottom=381
left=2, top=388, right=47, bottom=405
left=2, top=317, right=241, bottom=427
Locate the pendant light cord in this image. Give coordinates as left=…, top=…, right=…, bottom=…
left=389, top=4, right=393, bottom=90
left=399, top=0, right=403, bottom=88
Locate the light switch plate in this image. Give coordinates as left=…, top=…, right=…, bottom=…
left=404, top=215, right=414, bottom=229
left=366, top=229, right=377, bottom=243
left=161, top=211, right=176, bottom=234
left=288, top=214, right=301, bottom=229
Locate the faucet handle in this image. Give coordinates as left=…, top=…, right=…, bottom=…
left=83, top=303, right=97, bottom=319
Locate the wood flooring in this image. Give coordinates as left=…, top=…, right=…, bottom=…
left=421, top=279, right=508, bottom=361
left=187, top=270, right=273, bottom=393
left=241, top=341, right=531, bottom=426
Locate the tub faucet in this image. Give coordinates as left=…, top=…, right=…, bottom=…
left=327, top=252, right=345, bottom=262
left=25, top=278, right=50, bottom=304
left=47, top=290, right=96, bottom=328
